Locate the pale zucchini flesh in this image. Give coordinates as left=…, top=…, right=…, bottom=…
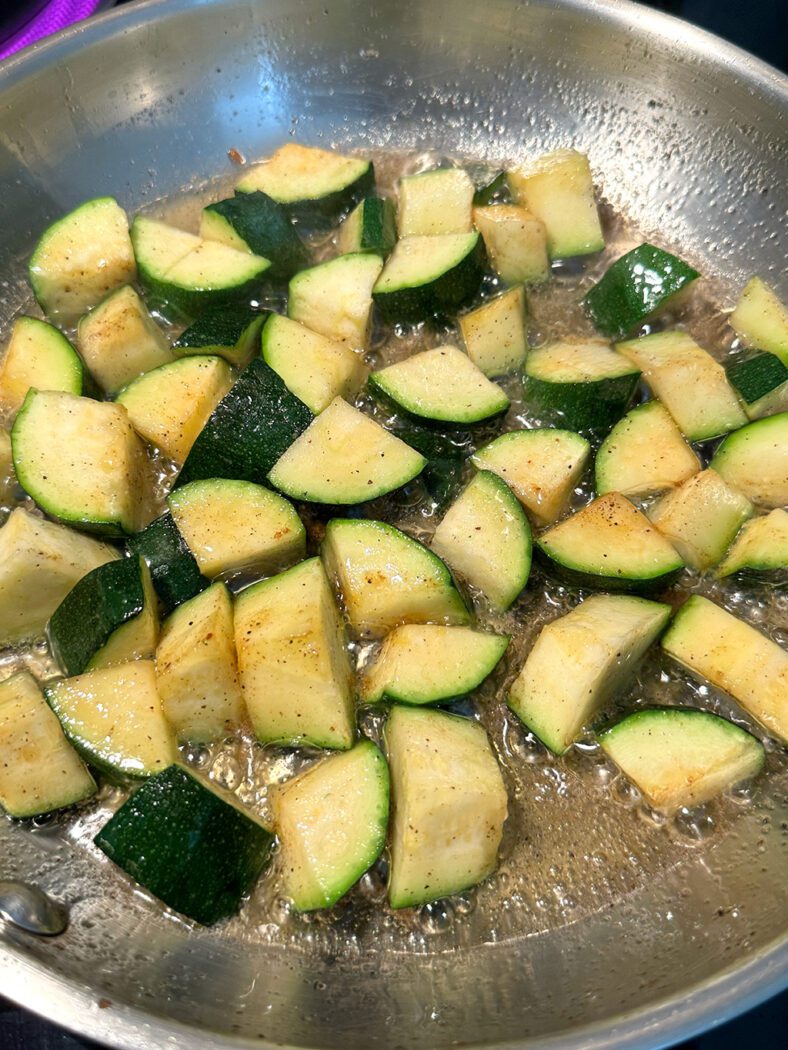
left=709, top=413, right=788, bottom=509
left=288, top=253, right=383, bottom=349
left=0, top=429, right=14, bottom=502
left=236, top=144, right=373, bottom=217
left=397, top=169, right=475, bottom=237
left=716, top=509, right=788, bottom=577
left=729, top=277, right=788, bottom=365
left=472, top=205, right=549, bottom=284
left=0, top=316, right=83, bottom=417
left=459, top=286, right=527, bottom=378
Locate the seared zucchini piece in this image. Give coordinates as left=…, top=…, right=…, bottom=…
left=600, top=709, right=764, bottom=813
left=0, top=317, right=83, bottom=416
left=274, top=741, right=389, bottom=911
left=716, top=509, right=788, bottom=578
left=288, top=253, right=383, bottom=349
left=29, top=197, right=136, bottom=324
left=322, top=518, right=469, bottom=637
left=126, top=513, right=208, bottom=616
left=662, top=595, right=788, bottom=743
left=95, top=764, right=274, bottom=925
left=472, top=205, right=549, bottom=284
left=0, top=672, right=95, bottom=819
left=200, top=191, right=308, bottom=279
left=710, top=413, right=788, bottom=509
left=338, top=197, right=396, bottom=256
left=508, top=595, right=671, bottom=754
left=729, top=277, right=788, bottom=365
left=234, top=558, right=355, bottom=750
left=173, top=311, right=265, bottom=370
left=726, top=349, right=788, bottom=420
left=385, top=705, right=507, bottom=908
left=459, top=286, right=527, bottom=378
left=0, top=429, right=13, bottom=502
left=397, top=169, right=474, bottom=237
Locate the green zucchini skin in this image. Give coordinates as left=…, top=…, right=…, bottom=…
left=176, top=359, right=313, bottom=487
left=583, top=244, right=700, bottom=339
left=203, top=192, right=309, bottom=279
left=126, top=513, right=207, bottom=615
left=173, top=311, right=266, bottom=367
left=725, top=349, right=788, bottom=411
left=522, top=371, right=640, bottom=432
left=472, top=171, right=509, bottom=206
left=94, top=764, right=274, bottom=926
left=344, top=197, right=397, bottom=255
left=385, top=415, right=465, bottom=511
left=533, top=550, right=684, bottom=595
left=373, top=236, right=487, bottom=324
left=286, top=166, right=375, bottom=229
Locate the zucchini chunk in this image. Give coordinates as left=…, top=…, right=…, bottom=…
left=156, top=583, right=245, bottom=743
left=268, top=397, right=425, bottom=504
left=274, top=741, right=389, bottom=911
left=507, top=149, right=604, bottom=259
left=0, top=429, right=14, bottom=502
left=709, top=413, right=788, bottom=509
left=0, top=316, right=84, bottom=416
left=472, top=428, right=590, bottom=525
left=583, top=244, right=700, bottom=339
left=616, top=331, right=747, bottom=441
left=370, top=345, right=509, bottom=424
left=662, top=595, right=788, bottom=743
left=431, top=471, right=532, bottom=611
left=372, top=233, right=486, bottom=324
left=523, top=339, right=640, bottom=432
left=126, top=512, right=208, bottom=615
left=726, top=349, right=788, bottom=420
left=29, top=197, right=136, bottom=324
left=117, top=356, right=234, bottom=465
left=234, top=558, right=355, bottom=749
left=167, top=478, right=305, bottom=578
left=459, top=286, right=527, bottom=378
left=200, top=191, right=308, bottom=279
left=46, top=660, right=176, bottom=777
left=385, top=705, right=508, bottom=908
left=322, top=518, right=469, bottom=637
left=595, top=400, right=701, bottom=498
left=600, top=709, right=764, bottom=813
left=288, top=253, right=383, bottom=349
left=729, top=277, right=788, bottom=365
left=508, top=595, right=671, bottom=754
left=360, top=625, right=509, bottom=705
left=537, top=493, right=684, bottom=591
left=95, top=764, right=274, bottom=925
left=716, top=509, right=788, bottom=578
left=177, top=358, right=313, bottom=487
left=262, top=313, right=366, bottom=414
left=12, top=390, right=149, bottom=536
left=0, top=508, right=117, bottom=645
left=647, top=469, right=753, bottom=571
left=77, top=286, right=173, bottom=394
left=338, top=197, right=396, bottom=256
left=48, top=556, right=159, bottom=676
left=0, top=672, right=95, bottom=819
left=236, top=143, right=374, bottom=227
left=173, top=311, right=265, bottom=370
left=472, top=205, right=549, bottom=284
left=397, top=169, right=474, bottom=237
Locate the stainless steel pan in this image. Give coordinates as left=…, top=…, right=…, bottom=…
left=0, top=1, right=786, bottom=1047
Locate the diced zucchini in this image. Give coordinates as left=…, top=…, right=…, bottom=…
left=268, top=397, right=425, bottom=505
left=508, top=595, right=671, bottom=754
left=288, top=253, right=383, bottom=349
left=617, top=331, right=747, bottom=441
left=397, top=169, right=474, bottom=237
left=0, top=317, right=83, bottom=417
left=173, top=311, right=265, bottom=370
left=431, top=471, right=532, bottom=611
left=12, top=390, right=149, bottom=536
left=95, top=764, right=274, bottom=925
left=168, top=478, right=305, bottom=578
left=77, top=286, right=173, bottom=394
left=647, top=468, right=753, bottom=571
left=117, top=356, right=234, bottom=465
left=126, top=512, right=208, bottom=616
left=459, top=286, right=527, bottom=378
left=370, top=345, right=509, bottom=424
left=472, top=170, right=509, bottom=206
left=709, top=413, right=788, bottom=509
left=537, top=493, right=684, bottom=591
left=177, top=358, right=313, bottom=486
left=234, top=558, right=355, bottom=749
left=48, top=556, right=158, bottom=677
left=0, top=429, right=13, bottom=502
left=385, top=705, right=507, bottom=908
left=274, top=741, right=389, bottom=911
left=261, top=313, right=366, bottom=413
left=46, top=660, right=176, bottom=777
left=236, top=143, right=374, bottom=227
left=155, top=583, right=245, bottom=743
left=360, top=625, right=509, bottom=705
left=583, top=244, right=700, bottom=339
left=200, top=191, right=308, bottom=279
left=372, top=233, right=486, bottom=324
left=321, top=518, right=469, bottom=637
left=0, top=672, right=96, bottom=818
left=0, top=508, right=117, bottom=645
left=472, top=205, right=549, bottom=284
left=523, top=339, right=640, bottom=432
left=29, top=197, right=136, bottom=324
left=472, top=428, right=590, bottom=525
left=726, top=350, right=788, bottom=420
left=338, top=197, right=396, bottom=256
left=595, top=400, right=701, bottom=498
left=662, top=595, right=788, bottom=742
left=600, top=709, right=764, bottom=813
left=729, top=277, right=788, bottom=365
left=716, top=509, right=788, bottom=578
left=507, top=150, right=603, bottom=259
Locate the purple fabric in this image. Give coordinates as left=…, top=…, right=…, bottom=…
left=0, top=1, right=103, bottom=60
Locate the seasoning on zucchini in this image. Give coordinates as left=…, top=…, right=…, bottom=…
left=397, top=168, right=475, bottom=237
left=725, top=349, right=788, bottom=420
left=728, top=276, right=788, bottom=365
left=0, top=316, right=84, bottom=417
left=199, top=190, right=309, bottom=279
left=288, top=252, right=383, bottom=349
left=126, top=512, right=208, bottom=616
left=715, top=509, right=788, bottom=578
left=459, top=286, right=527, bottom=378
left=472, top=205, right=549, bottom=285
left=172, top=311, right=265, bottom=370
left=709, top=412, right=788, bottom=509
left=338, top=197, right=396, bottom=256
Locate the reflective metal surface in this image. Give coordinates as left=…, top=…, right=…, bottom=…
left=0, top=1, right=786, bottom=1047
left=0, top=880, right=69, bottom=936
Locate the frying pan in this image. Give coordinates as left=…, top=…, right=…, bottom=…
left=0, top=0, right=786, bottom=1047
